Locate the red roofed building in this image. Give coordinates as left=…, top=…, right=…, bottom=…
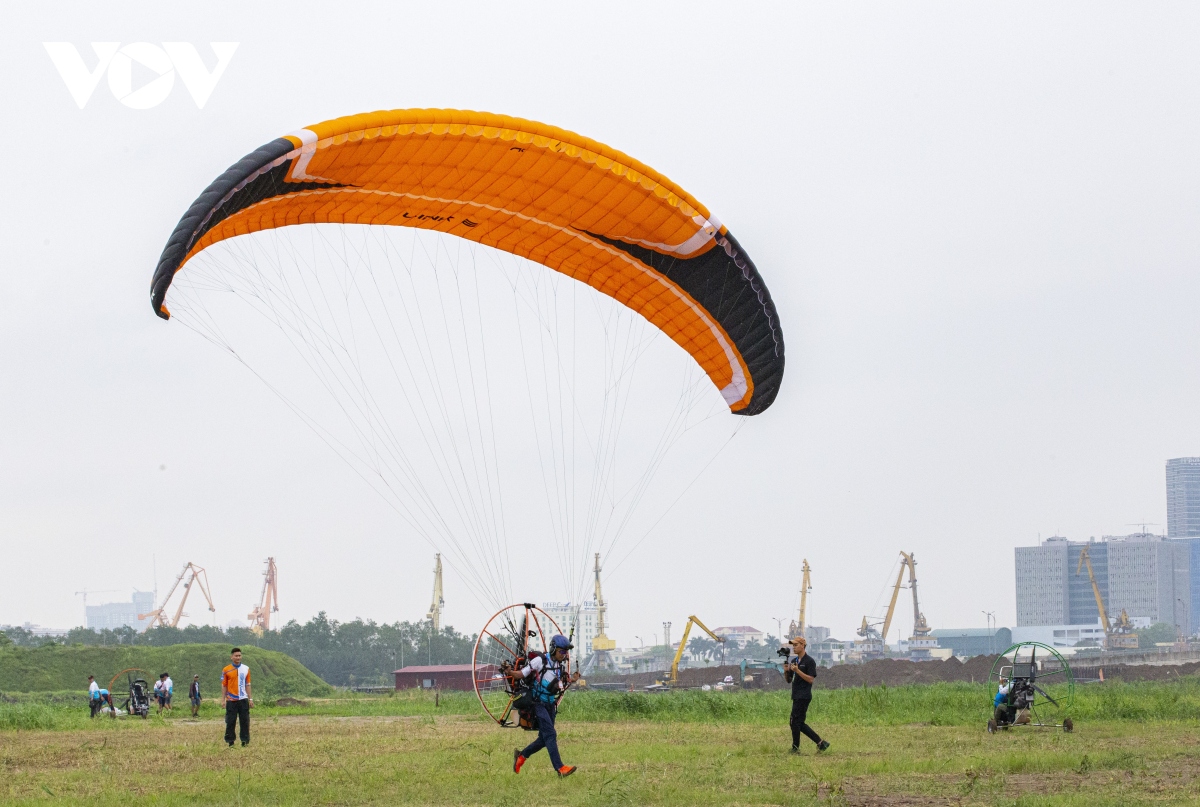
left=394, top=664, right=498, bottom=691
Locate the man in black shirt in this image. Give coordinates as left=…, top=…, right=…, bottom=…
left=783, top=636, right=830, bottom=753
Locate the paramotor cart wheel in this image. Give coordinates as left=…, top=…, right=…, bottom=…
left=987, top=719, right=997, bottom=734
left=1063, top=717, right=1073, bottom=732
left=472, top=603, right=567, bottom=727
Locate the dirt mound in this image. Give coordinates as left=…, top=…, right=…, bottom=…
left=1068, top=659, right=1200, bottom=682
left=585, top=654, right=1200, bottom=691
left=585, top=658, right=997, bottom=691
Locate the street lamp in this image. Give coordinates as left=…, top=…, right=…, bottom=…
left=772, top=617, right=785, bottom=645
left=982, top=611, right=996, bottom=655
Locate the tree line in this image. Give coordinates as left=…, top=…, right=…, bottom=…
left=0, top=613, right=475, bottom=687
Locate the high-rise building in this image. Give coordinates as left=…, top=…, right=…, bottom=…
left=1015, top=535, right=1190, bottom=634
left=1167, top=457, right=1200, bottom=538
left=1015, top=537, right=1069, bottom=626
left=539, top=601, right=599, bottom=658
left=85, top=591, right=155, bottom=631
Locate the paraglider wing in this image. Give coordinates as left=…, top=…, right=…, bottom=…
left=151, top=109, right=784, bottom=414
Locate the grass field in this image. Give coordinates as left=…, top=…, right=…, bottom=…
left=0, top=644, right=331, bottom=699
left=3, top=683, right=1199, bottom=805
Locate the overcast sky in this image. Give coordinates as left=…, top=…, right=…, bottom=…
left=3, top=3, right=1199, bottom=647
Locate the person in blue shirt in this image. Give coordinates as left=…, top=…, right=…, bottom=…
left=993, top=676, right=1012, bottom=725
left=511, top=634, right=581, bottom=777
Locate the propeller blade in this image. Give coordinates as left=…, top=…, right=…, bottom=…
left=1032, top=683, right=1059, bottom=707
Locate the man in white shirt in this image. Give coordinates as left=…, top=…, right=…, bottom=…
left=87, top=675, right=112, bottom=718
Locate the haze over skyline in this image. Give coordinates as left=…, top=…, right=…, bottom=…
left=3, top=3, right=1200, bottom=646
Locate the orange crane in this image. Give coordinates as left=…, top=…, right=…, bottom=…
left=138, top=562, right=215, bottom=630
left=248, top=557, right=279, bottom=635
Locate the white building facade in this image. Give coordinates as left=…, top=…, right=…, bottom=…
left=539, top=601, right=599, bottom=659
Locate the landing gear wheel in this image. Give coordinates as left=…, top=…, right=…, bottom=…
left=1063, top=717, right=1073, bottom=732
left=472, top=603, right=567, bottom=727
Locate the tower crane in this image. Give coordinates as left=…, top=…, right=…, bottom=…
left=426, top=553, right=444, bottom=632
left=1075, top=545, right=1138, bottom=650
left=138, top=562, right=215, bottom=630
left=583, top=553, right=617, bottom=672
left=247, top=557, right=279, bottom=636
left=788, top=559, right=812, bottom=641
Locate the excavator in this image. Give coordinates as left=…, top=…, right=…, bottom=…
left=1076, top=545, right=1138, bottom=650
left=857, top=551, right=938, bottom=660
left=665, top=615, right=726, bottom=687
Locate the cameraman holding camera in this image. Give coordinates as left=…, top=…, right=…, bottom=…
left=782, top=636, right=830, bottom=754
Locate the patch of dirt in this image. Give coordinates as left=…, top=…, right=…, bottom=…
left=1068, top=659, right=1200, bottom=682
left=273, top=697, right=308, bottom=707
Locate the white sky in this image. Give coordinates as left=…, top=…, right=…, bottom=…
left=2, top=2, right=1199, bottom=647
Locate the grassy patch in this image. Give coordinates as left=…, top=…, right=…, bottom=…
left=2, top=711, right=1199, bottom=805
left=0, top=643, right=331, bottom=700
left=9, top=678, right=1200, bottom=732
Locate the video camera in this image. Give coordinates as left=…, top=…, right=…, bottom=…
left=776, top=646, right=792, bottom=658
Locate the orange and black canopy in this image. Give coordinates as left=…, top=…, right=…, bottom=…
left=151, top=109, right=784, bottom=414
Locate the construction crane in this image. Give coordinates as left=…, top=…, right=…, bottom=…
left=857, top=552, right=937, bottom=660
left=137, top=562, right=215, bottom=630
left=426, top=553, right=444, bottom=632
left=583, top=553, right=617, bottom=672
left=247, top=557, right=279, bottom=636
left=903, top=552, right=938, bottom=659
left=857, top=556, right=907, bottom=659
left=667, top=615, right=725, bottom=687
left=1076, top=545, right=1138, bottom=650
left=788, top=559, right=812, bottom=641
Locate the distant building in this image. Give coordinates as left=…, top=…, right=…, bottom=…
left=1011, top=619, right=1149, bottom=649
left=804, top=626, right=831, bottom=644
left=930, top=627, right=1012, bottom=658
left=1015, top=535, right=1190, bottom=634
left=394, top=663, right=495, bottom=691
left=0, top=623, right=69, bottom=638
left=713, top=626, right=765, bottom=647
left=1167, top=458, right=1200, bottom=538
left=539, top=601, right=599, bottom=659
left=85, top=591, right=155, bottom=631
left=1015, top=537, right=1070, bottom=625
left=807, top=639, right=845, bottom=666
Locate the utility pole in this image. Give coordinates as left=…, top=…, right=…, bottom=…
left=982, top=611, right=996, bottom=654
